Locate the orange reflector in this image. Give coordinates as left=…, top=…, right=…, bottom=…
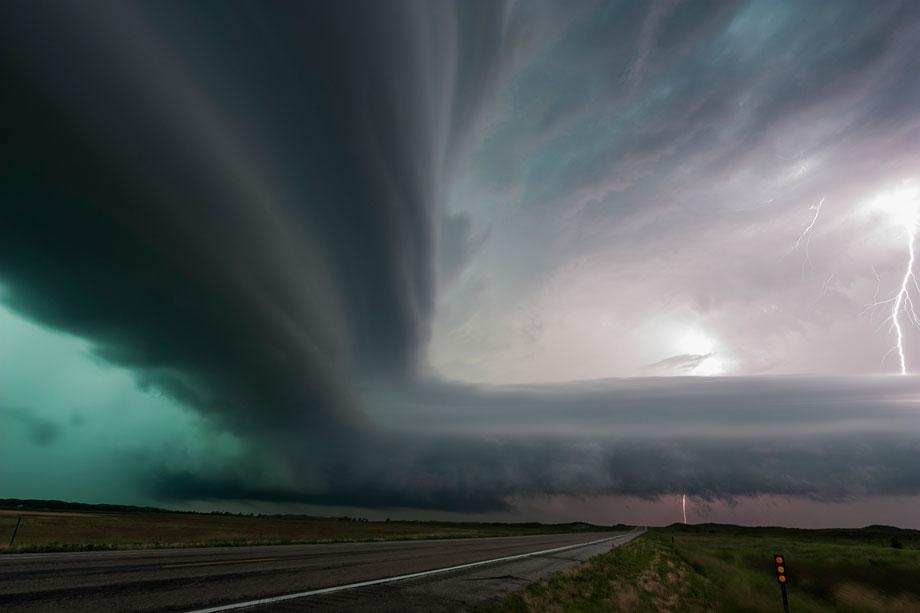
left=778, top=575, right=786, bottom=583
left=777, top=566, right=784, bottom=573
left=775, top=556, right=784, bottom=564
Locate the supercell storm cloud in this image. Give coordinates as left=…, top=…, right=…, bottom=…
left=2, top=1, right=920, bottom=524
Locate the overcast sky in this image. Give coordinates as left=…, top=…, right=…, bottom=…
left=3, top=1, right=920, bottom=527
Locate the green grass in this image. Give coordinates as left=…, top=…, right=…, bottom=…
left=480, top=524, right=920, bottom=612
left=0, top=505, right=620, bottom=554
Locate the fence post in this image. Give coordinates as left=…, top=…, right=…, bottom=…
left=9, top=517, right=22, bottom=548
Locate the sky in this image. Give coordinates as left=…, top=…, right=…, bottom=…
left=2, top=1, right=920, bottom=528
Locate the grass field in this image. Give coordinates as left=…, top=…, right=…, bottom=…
left=0, top=502, right=618, bottom=554
left=481, top=524, right=920, bottom=612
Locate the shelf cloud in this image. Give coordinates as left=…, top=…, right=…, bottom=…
left=3, top=1, right=920, bottom=524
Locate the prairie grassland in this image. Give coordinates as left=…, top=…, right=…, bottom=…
left=0, top=507, right=614, bottom=554
left=481, top=524, right=920, bottom=612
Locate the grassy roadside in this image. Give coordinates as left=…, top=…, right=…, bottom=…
left=480, top=524, right=920, bottom=612
left=0, top=506, right=622, bottom=554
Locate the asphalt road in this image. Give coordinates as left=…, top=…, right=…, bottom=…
left=0, top=529, right=643, bottom=612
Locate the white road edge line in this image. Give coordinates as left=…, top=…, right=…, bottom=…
left=187, top=528, right=644, bottom=613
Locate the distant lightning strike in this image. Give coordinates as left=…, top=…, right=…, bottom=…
left=681, top=494, right=687, bottom=524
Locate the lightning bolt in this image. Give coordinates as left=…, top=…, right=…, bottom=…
left=793, top=187, right=919, bottom=374
left=864, top=205, right=920, bottom=375
left=682, top=494, right=687, bottom=524
left=791, top=197, right=825, bottom=271
left=891, top=222, right=919, bottom=375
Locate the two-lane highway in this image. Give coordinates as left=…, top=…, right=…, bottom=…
left=0, top=529, right=643, bottom=611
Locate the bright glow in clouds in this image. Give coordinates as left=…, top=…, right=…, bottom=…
left=866, top=184, right=920, bottom=230
left=678, top=330, right=715, bottom=355
left=864, top=184, right=920, bottom=374
left=677, top=330, right=726, bottom=375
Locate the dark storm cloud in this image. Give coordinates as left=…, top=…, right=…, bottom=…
left=150, top=455, right=515, bottom=514
left=144, top=376, right=920, bottom=512
left=356, top=376, right=920, bottom=508
left=0, top=1, right=508, bottom=440
left=378, top=375, right=920, bottom=440
left=5, top=1, right=920, bottom=516
left=149, top=429, right=920, bottom=512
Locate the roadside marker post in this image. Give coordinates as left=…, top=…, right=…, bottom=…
left=772, top=553, right=790, bottom=613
